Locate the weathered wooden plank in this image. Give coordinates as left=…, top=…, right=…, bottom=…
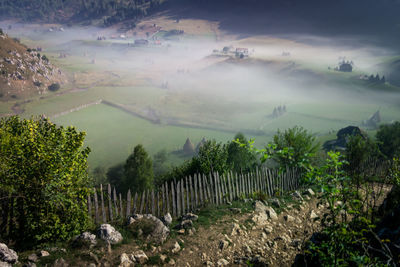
left=198, top=173, right=203, bottom=205
left=166, top=182, right=170, bottom=214
left=214, top=173, right=219, bottom=205
left=119, top=193, right=123, bottom=218
left=221, top=174, right=226, bottom=203
left=133, top=192, right=138, bottom=214
left=151, top=190, right=155, bottom=216
left=156, top=190, right=160, bottom=217
left=189, top=175, right=194, bottom=211
left=185, top=176, right=190, bottom=212
left=209, top=173, right=215, bottom=204
left=139, top=191, right=145, bottom=214
left=171, top=181, right=176, bottom=217
left=176, top=181, right=181, bottom=217
left=181, top=179, right=185, bottom=215
left=145, top=190, right=150, bottom=214
left=107, top=184, right=113, bottom=221
left=235, top=173, right=239, bottom=200
left=194, top=174, right=199, bottom=208
left=113, top=187, right=118, bottom=218
left=162, top=184, right=165, bottom=215
left=227, top=172, right=233, bottom=202
left=126, top=189, right=131, bottom=217
left=94, top=189, right=99, bottom=223
left=100, top=184, right=106, bottom=222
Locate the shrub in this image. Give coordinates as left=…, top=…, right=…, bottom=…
left=0, top=116, right=92, bottom=246
left=376, top=121, right=400, bottom=159
left=48, top=83, right=60, bottom=91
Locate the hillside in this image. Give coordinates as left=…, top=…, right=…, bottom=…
left=0, top=29, right=66, bottom=101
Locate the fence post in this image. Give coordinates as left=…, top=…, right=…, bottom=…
left=94, top=189, right=99, bottom=223
left=162, top=183, right=165, bottom=215
left=107, top=184, right=113, bottom=221
left=166, top=182, right=170, bottom=214
left=126, top=189, right=131, bottom=217
left=171, top=181, right=176, bottom=217
left=185, top=177, right=190, bottom=212
left=139, top=191, right=145, bottom=214
left=152, top=190, right=155, bottom=216
left=87, top=195, right=92, bottom=220
left=100, top=184, right=106, bottom=222
left=181, top=178, right=185, bottom=214
left=113, top=187, right=118, bottom=218
left=119, top=193, right=123, bottom=218
left=176, top=181, right=181, bottom=217
left=194, top=174, right=199, bottom=209
left=198, top=173, right=203, bottom=205
left=133, top=192, right=138, bottom=214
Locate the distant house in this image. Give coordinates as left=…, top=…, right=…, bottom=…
left=134, top=39, right=149, bottom=46
left=338, top=61, right=353, bottom=72
left=236, top=48, right=249, bottom=55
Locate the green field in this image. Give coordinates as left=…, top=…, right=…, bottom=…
left=53, top=103, right=267, bottom=170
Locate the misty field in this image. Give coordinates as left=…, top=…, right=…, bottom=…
left=1, top=18, right=400, bottom=169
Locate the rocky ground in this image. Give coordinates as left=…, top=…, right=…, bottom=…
left=0, top=189, right=327, bottom=267
left=0, top=30, right=66, bottom=101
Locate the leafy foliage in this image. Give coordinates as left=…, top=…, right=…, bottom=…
left=0, top=116, right=91, bottom=246
left=376, top=121, right=400, bottom=159
left=124, top=144, right=154, bottom=193
left=227, top=133, right=258, bottom=173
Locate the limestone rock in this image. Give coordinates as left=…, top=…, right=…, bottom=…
left=98, top=224, right=123, bottom=244
left=133, top=250, right=148, bottom=264
left=172, top=242, right=181, bottom=254
left=181, top=213, right=198, bottom=221
left=0, top=243, right=18, bottom=264
left=266, top=207, right=278, bottom=220
left=73, top=232, right=97, bottom=248
left=162, top=213, right=173, bottom=226
left=310, top=210, right=318, bottom=220
left=217, top=259, right=229, bottom=266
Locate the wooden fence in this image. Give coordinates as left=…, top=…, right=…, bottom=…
left=88, top=167, right=302, bottom=223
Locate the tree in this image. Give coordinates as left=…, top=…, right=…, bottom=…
left=191, top=140, right=230, bottom=175
left=124, top=144, right=154, bottom=193
left=227, top=133, right=258, bottom=173
left=153, top=149, right=168, bottom=178
left=267, top=126, right=319, bottom=171
left=0, top=116, right=91, bottom=246
left=376, top=122, right=400, bottom=159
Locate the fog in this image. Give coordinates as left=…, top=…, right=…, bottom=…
left=2, top=20, right=400, bottom=135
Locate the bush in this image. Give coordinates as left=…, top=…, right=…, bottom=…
left=376, top=121, right=400, bottom=159
left=48, top=83, right=60, bottom=91
left=0, top=28, right=3, bottom=35
left=0, top=116, right=92, bottom=246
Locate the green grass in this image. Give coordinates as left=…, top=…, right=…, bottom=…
left=53, top=103, right=237, bottom=170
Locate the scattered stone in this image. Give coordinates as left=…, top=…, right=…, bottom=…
left=264, top=225, right=273, bottom=234
left=252, top=212, right=269, bottom=225
left=243, top=245, right=252, bottom=255
left=231, top=223, right=242, bottom=236
left=73, top=232, right=97, bottom=248
left=119, top=253, right=134, bottom=267
left=39, top=250, right=49, bottom=257
left=88, top=264, right=96, bottom=267
left=28, top=254, right=38, bottom=262
left=179, top=220, right=193, bottom=229
left=160, top=254, right=168, bottom=262
left=291, top=239, right=302, bottom=249
left=292, top=191, right=303, bottom=201
left=98, top=224, right=123, bottom=244
left=177, top=229, right=185, bottom=234
left=162, top=213, right=173, bottom=226
left=205, top=260, right=214, bottom=266
left=219, top=240, right=229, bottom=250
left=254, top=201, right=267, bottom=213
left=169, top=258, right=175, bottom=265
left=0, top=243, right=18, bottom=264
left=310, top=210, right=318, bottom=220
left=133, top=250, right=148, bottom=264
left=284, top=215, right=295, bottom=222
left=304, top=188, right=315, bottom=196
left=181, top=213, right=198, bottom=221
left=172, top=242, right=181, bottom=254
left=217, top=259, right=229, bottom=266
left=266, top=207, right=278, bottom=220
